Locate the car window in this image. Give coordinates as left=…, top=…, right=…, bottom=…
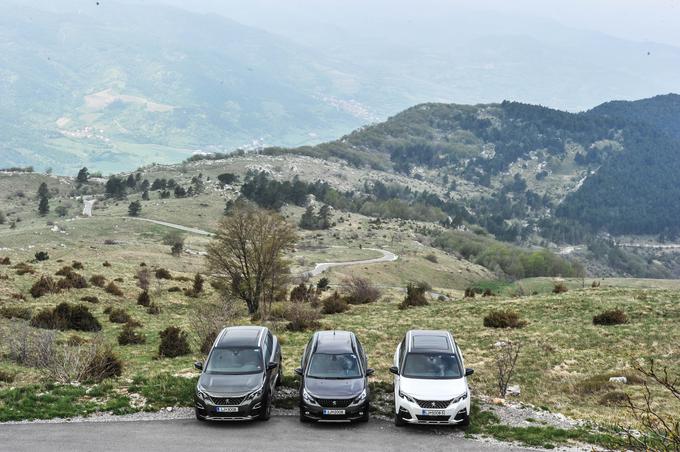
left=307, top=353, right=362, bottom=379
left=206, top=347, right=264, bottom=375
left=398, top=338, right=406, bottom=368
left=402, top=352, right=462, bottom=379
left=263, top=332, right=273, bottom=362
left=355, top=337, right=366, bottom=367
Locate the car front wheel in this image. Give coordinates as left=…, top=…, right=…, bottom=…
left=394, top=411, right=405, bottom=427
left=259, top=391, right=272, bottom=421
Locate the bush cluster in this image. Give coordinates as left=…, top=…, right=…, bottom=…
left=137, top=291, right=151, bottom=307
left=90, top=274, right=107, bottom=287
left=30, top=275, right=59, bottom=298
left=0, top=306, right=32, bottom=320
left=155, top=268, right=172, bottom=280
left=159, top=326, right=191, bottom=358
left=105, top=281, right=124, bottom=296
left=57, top=271, right=89, bottom=290
left=118, top=323, right=146, bottom=346
left=399, top=283, right=429, bottom=309
left=321, top=291, right=349, bottom=314
left=343, top=276, right=381, bottom=305
left=483, top=310, right=527, bottom=329
left=285, top=303, right=321, bottom=332
left=108, top=308, right=131, bottom=324
left=31, top=303, right=102, bottom=332
left=593, top=309, right=628, bottom=326
left=80, top=296, right=99, bottom=303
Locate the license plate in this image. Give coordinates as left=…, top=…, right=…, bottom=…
left=323, top=409, right=346, bottom=415
left=216, top=406, right=239, bottom=413
left=421, top=409, right=446, bottom=416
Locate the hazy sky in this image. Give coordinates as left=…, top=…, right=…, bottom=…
left=149, top=0, right=680, bottom=48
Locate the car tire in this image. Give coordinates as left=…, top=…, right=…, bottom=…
left=458, top=414, right=470, bottom=427
left=357, top=405, right=370, bottom=423
left=259, top=391, right=272, bottom=421
left=276, top=365, right=283, bottom=388
left=394, top=412, right=406, bottom=427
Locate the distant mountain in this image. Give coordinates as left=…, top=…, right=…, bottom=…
left=271, top=94, right=680, bottom=237
left=0, top=2, right=370, bottom=174
left=587, top=93, right=680, bottom=139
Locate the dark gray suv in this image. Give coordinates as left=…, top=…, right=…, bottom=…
left=296, top=330, right=373, bottom=423
left=194, top=326, right=282, bottom=421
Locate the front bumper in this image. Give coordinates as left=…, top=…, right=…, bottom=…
left=195, top=395, right=264, bottom=421
left=300, top=401, right=369, bottom=421
left=396, top=397, right=469, bottom=425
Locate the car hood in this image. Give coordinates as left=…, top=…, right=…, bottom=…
left=199, top=372, right=264, bottom=395
left=305, top=377, right=364, bottom=398
left=399, top=376, right=467, bottom=400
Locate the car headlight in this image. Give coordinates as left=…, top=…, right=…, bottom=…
left=351, top=389, right=367, bottom=405
left=196, top=386, right=209, bottom=402
left=398, top=390, right=416, bottom=404
left=302, top=388, right=318, bottom=405
left=451, top=391, right=468, bottom=404
left=245, top=387, right=263, bottom=402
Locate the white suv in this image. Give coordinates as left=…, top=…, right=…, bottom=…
left=390, top=330, right=473, bottom=426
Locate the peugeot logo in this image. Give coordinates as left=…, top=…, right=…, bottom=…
left=332, top=401, right=337, bottom=406
left=431, top=402, right=436, bottom=407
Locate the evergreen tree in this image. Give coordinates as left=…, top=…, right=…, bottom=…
left=126, top=174, right=136, bottom=189
left=128, top=200, right=142, bottom=217
left=105, top=176, right=126, bottom=198
left=76, top=167, right=89, bottom=185
left=37, top=182, right=49, bottom=199
left=142, top=190, right=150, bottom=201
left=318, top=205, right=332, bottom=229
left=174, top=186, right=187, bottom=198
left=140, top=179, right=150, bottom=191
left=38, top=196, right=50, bottom=216
left=299, top=205, right=317, bottom=229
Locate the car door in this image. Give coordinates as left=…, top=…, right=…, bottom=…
left=393, top=337, right=406, bottom=405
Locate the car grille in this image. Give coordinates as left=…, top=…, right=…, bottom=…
left=209, top=395, right=246, bottom=406
left=314, top=398, right=353, bottom=408
left=415, top=398, right=453, bottom=409
left=416, top=415, right=451, bottom=422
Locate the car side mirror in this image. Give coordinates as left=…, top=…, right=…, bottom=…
left=267, top=362, right=278, bottom=370
left=389, top=366, right=399, bottom=375
left=366, top=368, right=375, bottom=377
left=294, top=367, right=303, bottom=376
left=194, top=361, right=203, bottom=371
left=465, top=368, right=474, bottom=376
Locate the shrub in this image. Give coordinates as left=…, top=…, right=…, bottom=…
left=137, top=290, right=151, bottom=306
left=599, top=391, right=627, bottom=406
left=343, top=276, right=381, bottom=304
left=55, top=266, right=73, bottom=276
left=155, top=268, right=172, bottom=280
left=87, top=345, right=123, bottom=381
left=199, top=330, right=218, bottom=354
left=72, top=261, right=84, bottom=270
left=136, top=268, right=151, bottom=291
left=31, top=303, right=102, bottom=332
left=147, top=303, right=161, bottom=315
left=57, top=272, right=89, bottom=290
left=90, top=274, right=106, bottom=287
left=0, top=370, right=14, bottom=383
left=66, top=335, right=88, bottom=346
left=285, top=303, right=321, bottom=332
left=399, top=283, right=429, bottom=309
left=171, top=242, right=183, bottom=257
left=0, top=306, right=32, bottom=320
left=192, top=273, right=204, bottom=295
left=118, top=323, right=146, bottom=345
left=80, top=296, right=99, bottom=303
left=317, top=277, right=330, bottom=291
left=102, top=261, right=112, bottom=267
left=553, top=282, right=568, bottom=294
left=464, top=288, right=476, bottom=298
left=159, top=326, right=191, bottom=358
left=168, top=286, right=181, bottom=293
left=482, top=288, right=494, bottom=297
left=483, top=310, right=527, bottom=329
left=108, top=308, right=131, bottom=324
left=593, top=309, right=628, bottom=326
left=424, top=253, right=438, bottom=263
left=105, top=281, right=124, bottom=296
left=322, top=291, right=349, bottom=314
left=30, top=275, right=59, bottom=298
left=34, top=251, right=49, bottom=261
left=14, top=262, right=35, bottom=275
left=268, top=302, right=288, bottom=320
left=0, top=256, right=11, bottom=265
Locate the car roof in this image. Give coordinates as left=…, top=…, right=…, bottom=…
left=313, top=330, right=355, bottom=354
left=408, top=330, right=454, bottom=353
left=216, top=326, right=265, bottom=348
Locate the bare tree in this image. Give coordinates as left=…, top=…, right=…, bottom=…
left=495, top=340, right=521, bottom=398
left=206, top=204, right=297, bottom=315
left=623, top=360, right=680, bottom=451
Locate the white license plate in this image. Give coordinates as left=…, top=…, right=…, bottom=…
left=216, top=406, right=239, bottom=413
left=421, top=409, right=446, bottom=416
left=323, top=409, right=346, bottom=415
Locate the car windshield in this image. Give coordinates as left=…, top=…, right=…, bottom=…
left=307, top=353, right=362, bottom=379
left=402, top=353, right=462, bottom=379
left=205, top=347, right=263, bottom=375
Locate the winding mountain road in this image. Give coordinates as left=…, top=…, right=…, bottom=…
left=123, top=216, right=399, bottom=274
